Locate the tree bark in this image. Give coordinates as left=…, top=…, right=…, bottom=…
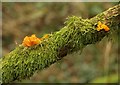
left=1, top=4, right=120, bottom=83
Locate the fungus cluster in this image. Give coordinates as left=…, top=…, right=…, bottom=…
left=96, top=21, right=110, bottom=31
left=22, top=34, right=49, bottom=47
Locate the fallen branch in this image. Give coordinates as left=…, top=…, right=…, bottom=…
left=2, top=4, right=120, bottom=83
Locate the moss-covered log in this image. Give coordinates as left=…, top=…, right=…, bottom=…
left=2, top=4, right=120, bottom=83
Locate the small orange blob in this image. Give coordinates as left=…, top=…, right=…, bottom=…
left=22, top=34, right=41, bottom=47
left=101, top=24, right=110, bottom=31
left=43, top=34, right=49, bottom=39
left=41, top=34, right=49, bottom=40
left=96, top=21, right=110, bottom=31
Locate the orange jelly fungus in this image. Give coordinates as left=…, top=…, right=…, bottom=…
left=42, top=34, right=49, bottom=39
left=96, top=21, right=110, bottom=31
left=22, top=34, right=41, bottom=47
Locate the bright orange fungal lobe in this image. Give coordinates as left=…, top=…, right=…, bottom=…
left=41, top=34, right=49, bottom=40
left=22, top=34, right=41, bottom=47
left=101, top=24, right=110, bottom=31
left=96, top=21, right=110, bottom=31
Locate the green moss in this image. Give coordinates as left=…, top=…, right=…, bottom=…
left=1, top=14, right=117, bottom=83
left=2, top=16, right=100, bottom=83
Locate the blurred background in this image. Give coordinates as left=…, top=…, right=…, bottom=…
left=2, top=2, right=119, bottom=83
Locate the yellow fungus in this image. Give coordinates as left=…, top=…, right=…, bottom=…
left=96, top=21, right=110, bottom=31
left=22, top=34, right=41, bottom=47
left=41, top=34, right=49, bottom=40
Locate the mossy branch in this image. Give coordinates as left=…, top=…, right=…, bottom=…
left=2, top=4, right=120, bottom=83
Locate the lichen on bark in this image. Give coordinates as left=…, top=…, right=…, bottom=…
left=1, top=4, right=120, bottom=83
